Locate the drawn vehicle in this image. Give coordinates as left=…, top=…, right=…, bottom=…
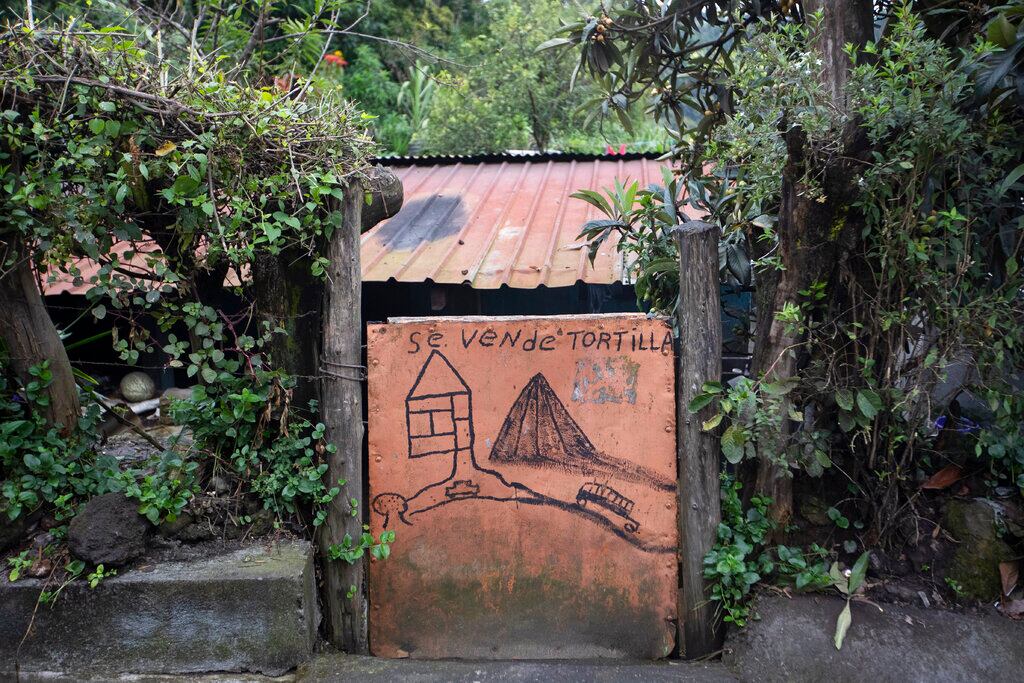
left=575, top=482, right=640, bottom=533
left=445, top=479, right=480, bottom=499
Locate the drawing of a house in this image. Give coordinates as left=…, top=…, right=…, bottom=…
left=406, top=350, right=474, bottom=459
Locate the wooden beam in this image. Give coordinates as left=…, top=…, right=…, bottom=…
left=318, top=182, right=368, bottom=653
left=674, top=220, right=724, bottom=659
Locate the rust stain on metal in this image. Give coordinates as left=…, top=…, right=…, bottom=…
left=368, top=314, right=678, bottom=659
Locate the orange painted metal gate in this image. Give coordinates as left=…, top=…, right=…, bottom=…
left=367, top=314, right=678, bottom=658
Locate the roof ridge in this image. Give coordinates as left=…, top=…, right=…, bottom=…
left=372, top=150, right=670, bottom=167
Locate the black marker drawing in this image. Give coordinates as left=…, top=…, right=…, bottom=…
left=576, top=482, right=640, bottom=534
left=490, top=373, right=676, bottom=492
left=372, top=350, right=674, bottom=553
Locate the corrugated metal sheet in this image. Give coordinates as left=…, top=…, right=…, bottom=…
left=43, top=154, right=669, bottom=296
left=362, top=156, right=668, bottom=289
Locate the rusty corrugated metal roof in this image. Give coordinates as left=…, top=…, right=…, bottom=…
left=362, top=155, right=668, bottom=289
left=42, top=154, right=670, bottom=296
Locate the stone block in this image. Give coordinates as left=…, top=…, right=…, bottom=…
left=1, top=540, right=317, bottom=677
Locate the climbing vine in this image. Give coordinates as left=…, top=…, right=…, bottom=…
left=0, top=10, right=374, bottom=547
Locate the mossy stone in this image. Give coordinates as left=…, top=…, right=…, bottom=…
left=943, top=498, right=1015, bottom=600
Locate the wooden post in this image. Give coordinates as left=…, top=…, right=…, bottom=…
left=318, top=182, right=368, bottom=653
left=675, top=220, right=723, bottom=659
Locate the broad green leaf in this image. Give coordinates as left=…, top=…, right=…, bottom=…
left=688, top=392, right=717, bottom=413
left=535, top=37, right=571, bottom=52
left=835, top=390, right=854, bottom=411
left=701, top=413, right=723, bottom=431
left=834, top=601, right=852, bottom=650
left=848, top=551, right=869, bottom=594
left=996, top=163, right=1024, bottom=198
left=829, top=562, right=849, bottom=595
left=721, top=425, right=746, bottom=464
left=988, top=14, right=1017, bottom=48
left=856, top=389, right=882, bottom=419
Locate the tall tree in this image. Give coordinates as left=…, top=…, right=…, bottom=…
left=750, top=1, right=874, bottom=528
left=559, top=1, right=1024, bottom=534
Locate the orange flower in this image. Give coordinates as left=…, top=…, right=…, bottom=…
left=324, top=50, right=348, bottom=67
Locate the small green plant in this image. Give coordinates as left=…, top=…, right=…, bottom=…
left=166, top=373, right=342, bottom=526
left=945, top=577, right=965, bottom=598
left=702, top=476, right=775, bottom=626
left=0, top=365, right=122, bottom=524
left=704, top=476, right=840, bottom=626
left=831, top=552, right=869, bottom=650
left=87, top=564, right=116, bottom=588
left=38, top=560, right=86, bottom=606
left=775, top=544, right=833, bottom=590
left=328, top=528, right=396, bottom=564
left=7, top=550, right=32, bottom=582
left=827, top=507, right=850, bottom=530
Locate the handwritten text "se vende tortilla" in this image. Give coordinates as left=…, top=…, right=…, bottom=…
left=408, top=327, right=673, bottom=354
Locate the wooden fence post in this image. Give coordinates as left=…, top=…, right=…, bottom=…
left=319, top=182, right=368, bottom=653
left=675, top=220, right=724, bottom=659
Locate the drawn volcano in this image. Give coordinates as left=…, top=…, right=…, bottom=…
left=489, top=373, right=675, bottom=492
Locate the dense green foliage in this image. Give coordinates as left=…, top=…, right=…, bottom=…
left=704, top=475, right=832, bottom=626
left=330, top=0, right=667, bottom=154
left=562, top=0, right=1024, bottom=622
left=0, top=5, right=372, bottom=541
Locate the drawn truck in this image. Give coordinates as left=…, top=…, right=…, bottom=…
left=575, top=482, right=640, bottom=533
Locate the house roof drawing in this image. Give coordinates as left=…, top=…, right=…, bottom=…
left=407, top=350, right=471, bottom=399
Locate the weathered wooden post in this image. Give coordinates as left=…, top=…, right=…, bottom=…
left=675, top=220, right=723, bottom=659
left=319, top=183, right=368, bottom=653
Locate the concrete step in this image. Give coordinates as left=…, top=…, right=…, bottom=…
left=724, top=594, right=1024, bottom=682
left=299, top=654, right=735, bottom=682
left=1, top=540, right=318, bottom=678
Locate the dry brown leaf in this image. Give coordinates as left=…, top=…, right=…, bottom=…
left=1000, top=560, right=1019, bottom=598
left=921, top=464, right=963, bottom=490
left=997, top=598, right=1024, bottom=620
left=154, top=141, right=177, bottom=157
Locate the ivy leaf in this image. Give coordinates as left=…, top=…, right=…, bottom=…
left=856, top=390, right=882, bottom=419
left=721, top=425, right=746, bottom=464
left=201, top=366, right=217, bottom=383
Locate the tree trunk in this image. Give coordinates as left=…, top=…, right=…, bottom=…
left=751, top=0, right=874, bottom=529
left=318, top=184, right=368, bottom=653
left=253, top=251, right=321, bottom=410
left=0, top=252, right=80, bottom=434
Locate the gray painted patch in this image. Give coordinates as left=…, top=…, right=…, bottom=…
left=571, top=357, right=639, bottom=405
